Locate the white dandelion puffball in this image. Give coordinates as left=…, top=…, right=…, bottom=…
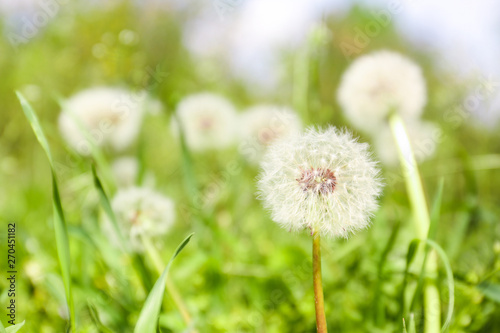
left=171, top=93, right=237, bottom=151
left=238, top=105, right=303, bottom=163
left=58, top=87, right=145, bottom=155
left=257, top=127, right=383, bottom=239
left=337, top=50, right=427, bottom=132
left=109, top=187, right=175, bottom=251
left=374, top=121, right=441, bottom=167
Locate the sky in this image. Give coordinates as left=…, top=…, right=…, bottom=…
left=182, top=0, right=500, bottom=83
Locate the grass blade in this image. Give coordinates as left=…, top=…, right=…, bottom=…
left=428, top=178, right=444, bottom=241
left=401, top=238, right=420, bottom=316
left=477, top=281, right=500, bottom=303
left=374, top=219, right=401, bottom=325
left=5, top=321, right=25, bottom=333
left=134, top=233, right=194, bottom=333
left=16, top=92, right=75, bottom=331
left=52, top=172, right=75, bottom=328
left=16, top=92, right=54, bottom=164
left=91, top=164, right=128, bottom=252
left=174, top=114, right=198, bottom=199
left=88, top=303, right=114, bottom=333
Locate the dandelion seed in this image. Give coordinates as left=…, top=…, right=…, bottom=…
left=58, top=87, right=145, bottom=155
left=171, top=92, right=237, bottom=151
left=238, top=105, right=302, bottom=163
left=257, top=126, right=383, bottom=239
left=107, top=187, right=175, bottom=251
left=337, top=50, right=427, bottom=132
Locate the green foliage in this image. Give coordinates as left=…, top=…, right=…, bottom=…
left=16, top=93, right=75, bottom=331
left=134, top=234, right=193, bottom=333
left=0, top=321, right=25, bottom=333
left=1, top=3, right=499, bottom=333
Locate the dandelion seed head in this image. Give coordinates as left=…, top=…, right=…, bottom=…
left=257, top=126, right=383, bottom=239
left=171, top=93, right=237, bottom=151
left=108, top=187, right=175, bottom=251
left=337, top=50, right=427, bottom=132
left=58, top=87, right=144, bottom=155
left=238, top=105, right=302, bottom=163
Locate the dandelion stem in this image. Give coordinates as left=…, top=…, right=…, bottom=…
left=389, top=113, right=440, bottom=333
left=140, top=235, right=193, bottom=327
left=313, top=232, right=328, bottom=333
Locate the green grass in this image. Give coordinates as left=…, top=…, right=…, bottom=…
left=1, top=3, right=500, bottom=332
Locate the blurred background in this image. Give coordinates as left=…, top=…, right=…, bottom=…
left=1, top=0, right=499, bottom=332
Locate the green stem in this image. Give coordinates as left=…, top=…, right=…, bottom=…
left=424, top=283, right=441, bottom=333
left=388, top=114, right=430, bottom=238
left=388, top=114, right=440, bottom=332
left=313, top=232, right=328, bottom=333
left=141, top=235, right=192, bottom=327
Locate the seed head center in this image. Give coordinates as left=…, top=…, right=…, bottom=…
left=297, top=167, right=337, bottom=195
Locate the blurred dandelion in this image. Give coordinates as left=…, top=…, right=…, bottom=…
left=337, top=50, right=427, bottom=132
left=257, top=126, right=382, bottom=332
left=171, top=92, right=237, bottom=151
left=58, top=87, right=145, bottom=155
left=238, top=105, right=302, bottom=163
left=107, top=187, right=175, bottom=251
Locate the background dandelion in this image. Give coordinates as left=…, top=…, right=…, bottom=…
left=58, top=87, right=145, bottom=155
left=171, top=92, right=238, bottom=151
left=337, top=50, right=427, bottom=133
left=107, top=186, right=176, bottom=251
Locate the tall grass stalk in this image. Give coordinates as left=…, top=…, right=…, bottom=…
left=17, top=93, right=76, bottom=331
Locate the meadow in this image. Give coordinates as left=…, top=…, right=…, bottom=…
left=1, top=2, right=499, bottom=332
